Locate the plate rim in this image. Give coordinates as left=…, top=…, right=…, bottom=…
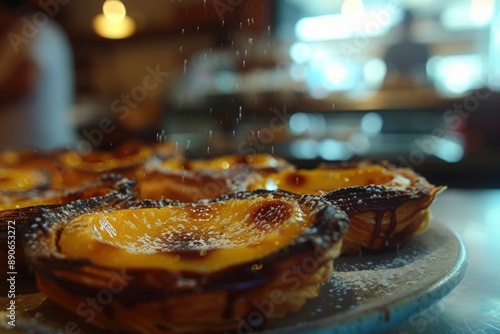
left=262, top=221, right=468, bottom=334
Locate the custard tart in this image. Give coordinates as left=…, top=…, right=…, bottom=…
left=136, top=154, right=293, bottom=202
left=136, top=165, right=262, bottom=202
left=252, top=161, right=443, bottom=254
left=0, top=141, right=179, bottom=189
left=24, top=190, right=348, bottom=333
left=0, top=148, right=73, bottom=189
left=323, top=166, right=444, bottom=254
left=0, top=166, right=50, bottom=192
left=0, top=174, right=135, bottom=276
left=0, top=174, right=134, bottom=211
left=182, top=153, right=293, bottom=175
left=56, top=140, right=181, bottom=187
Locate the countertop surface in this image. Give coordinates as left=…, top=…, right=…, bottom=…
left=388, top=188, right=500, bottom=334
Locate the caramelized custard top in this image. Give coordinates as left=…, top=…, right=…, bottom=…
left=58, top=196, right=310, bottom=273
left=0, top=193, right=59, bottom=211
left=158, top=154, right=289, bottom=172
left=0, top=167, right=48, bottom=192
left=59, top=145, right=154, bottom=172
left=254, top=165, right=397, bottom=194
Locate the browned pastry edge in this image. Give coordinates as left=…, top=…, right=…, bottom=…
left=0, top=174, right=136, bottom=277
left=136, top=165, right=263, bottom=202
left=323, top=163, right=444, bottom=254
left=58, top=140, right=181, bottom=173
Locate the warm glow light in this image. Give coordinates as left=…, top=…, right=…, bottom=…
left=341, top=0, right=364, bottom=16
left=103, top=0, right=126, bottom=22
left=93, top=13, right=136, bottom=39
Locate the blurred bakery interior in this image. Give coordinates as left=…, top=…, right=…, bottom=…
left=1, top=0, right=500, bottom=188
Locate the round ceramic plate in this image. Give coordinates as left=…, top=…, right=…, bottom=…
left=0, top=222, right=466, bottom=334
left=263, top=222, right=467, bottom=334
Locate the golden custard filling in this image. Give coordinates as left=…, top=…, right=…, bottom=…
left=157, top=154, right=287, bottom=171
left=0, top=167, right=47, bottom=191
left=187, top=154, right=285, bottom=170
left=0, top=194, right=58, bottom=211
left=253, top=165, right=396, bottom=195
left=58, top=198, right=309, bottom=273
left=60, top=146, right=154, bottom=172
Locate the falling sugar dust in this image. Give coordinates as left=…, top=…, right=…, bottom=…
left=155, top=0, right=278, bottom=159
